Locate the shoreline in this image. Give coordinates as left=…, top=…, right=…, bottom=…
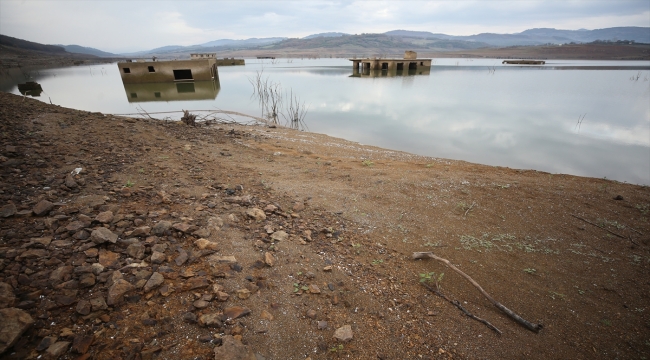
left=1, top=91, right=649, bottom=359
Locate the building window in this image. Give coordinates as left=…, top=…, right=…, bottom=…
left=130, top=93, right=137, bottom=98
left=148, top=66, right=155, bottom=72
left=173, top=69, right=193, bottom=80
left=154, top=92, right=161, bottom=98
left=123, top=68, right=131, bottom=73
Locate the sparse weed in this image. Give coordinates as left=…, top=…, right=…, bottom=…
left=329, top=344, right=344, bottom=352
left=362, top=160, right=374, bottom=167
left=599, top=219, right=625, bottom=230
left=419, top=272, right=444, bottom=290
left=125, top=180, right=135, bottom=187
left=636, top=203, right=649, bottom=215
left=523, top=268, right=537, bottom=274
left=456, top=201, right=476, bottom=216
left=549, top=291, right=566, bottom=300
left=371, top=259, right=384, bottom=265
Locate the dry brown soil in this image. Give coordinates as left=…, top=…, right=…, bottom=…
left=0, top=92, right=649, bottom=360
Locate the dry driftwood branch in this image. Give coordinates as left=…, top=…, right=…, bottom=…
left=570, top=214, right=638, bottom=246
left=420, top=282, right=502, bottom=335
left=412, top=251, right=543, bottom=333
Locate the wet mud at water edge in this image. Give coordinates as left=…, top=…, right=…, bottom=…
left=0, top=91, right=649, bottom=359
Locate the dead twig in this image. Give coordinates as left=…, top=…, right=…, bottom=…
left=570, top=214, right=638, bottom=245
left=464, top=202, right=476, bottom=217
left=412, top=251, right=543, bottom=333
left=420, top=282, right=502, bottom=335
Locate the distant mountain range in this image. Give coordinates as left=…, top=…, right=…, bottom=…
left=385, top=27, right=650, bottom=47
left=54, top=44, right=118, bottom=57
left=121, top=26, right=649, bottom=57
left=2, top=27, right=648, bottom=58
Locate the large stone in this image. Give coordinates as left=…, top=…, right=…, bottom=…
left=270, top=231, right=288, bottom=242
left=223, top=306, right=250, bottom=321
left=175, top=249, right=188, bottom=266
left=152, top=220, right=172, bottom=236
left=213, top=335, right=256, bottom=360
left=245, top=208, right=266, bottom=221
left=65, top=174, right=79, bottom=189
left=194, top=238, right=219, bottom=250
left=107, top=279, right=135, bottom=306
left=91, top=227, right=118, bottom=244
left=0, top=203, right=16, bottom=218
left=94, top=211, right=114, bottom=224
left=126, top=243, right=145, bottom=259
left=76, top=300, right=91, bottom=315
left=33, top=200, right=54, bottom=216
left=198, top=313, right=222, bottom=327
left=89, top=297, right=107, bottom=311
left=264, top=252, right=275, bottom=267
left=19, top=248, right=47, bottom=259
left=151, top=251, right=165, bottom=264
left=65, top=220, right=85, bottom=232
left=0, top=307, right=34, bottom=354
left=0, top=283, right=15, bottom=309
left=172, top=222, right=196, bottom=234
left=333, top=325, right=353, bottom=342
left=143, top=272, right=164, bottom=292
left=46, top=341, right=71, bottom=359
left=130, top=226, right=151, bottom=237
left=78, top=273, right=96, bottom=288
left=193, top=228, right=211, bottom=238
left=49, top=266, right=73, bottom=285
left=71, top=334, right=94, bottom=354
left=98, top=250, right=120, bottom=268
left=207, top=255, right=237, bottom=266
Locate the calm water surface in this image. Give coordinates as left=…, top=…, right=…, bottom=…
left=2, top=58, right=649, bottom=185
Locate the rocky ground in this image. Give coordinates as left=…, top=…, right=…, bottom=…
left=0, top=91, right=649, bottom=360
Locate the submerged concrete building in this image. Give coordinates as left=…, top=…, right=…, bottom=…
left=117, top=54, right=218, bottom=84
left=350, top=51, right=432, bottom=72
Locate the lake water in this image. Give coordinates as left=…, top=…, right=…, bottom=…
left=2, top=58, right=649, bottom=185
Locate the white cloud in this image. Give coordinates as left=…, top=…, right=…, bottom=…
left=0, top=0, right=648, bottom=53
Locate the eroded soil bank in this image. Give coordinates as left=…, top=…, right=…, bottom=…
left=0, top=92, right=648, bottom=360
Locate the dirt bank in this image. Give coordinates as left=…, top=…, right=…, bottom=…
left=0, top=92, right=648, bottom=359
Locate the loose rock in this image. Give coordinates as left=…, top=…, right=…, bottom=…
left=333, top=325, right=353, bottom=342
left=0, top=307, right=35, bottom=354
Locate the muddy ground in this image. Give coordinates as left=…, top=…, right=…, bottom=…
left=0, top=91, right=649, bottom=360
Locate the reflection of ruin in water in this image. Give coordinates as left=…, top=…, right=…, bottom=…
left=350, top=67, right=430, bottom=78
left=122, top=80, right=220, bottom=103
left=18, top=81, right=43, bottom=97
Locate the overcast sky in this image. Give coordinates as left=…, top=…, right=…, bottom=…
left=1, top=0, right=648, bottom=53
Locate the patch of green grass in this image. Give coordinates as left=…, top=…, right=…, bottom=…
left=371, top=259, right=384, bottom=265
left=635, top=203, right=649, bottom=215
left=419, top=271, right=444, bottom=290
left=329, top=344, right=344, bottom=352
left=125, top=180, right=135, bottom=187
left=523, top=268, right=536, bottom=274
left=361, top=160, right=374, bottom=167
left=599, top=219, right=625, bottom=230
